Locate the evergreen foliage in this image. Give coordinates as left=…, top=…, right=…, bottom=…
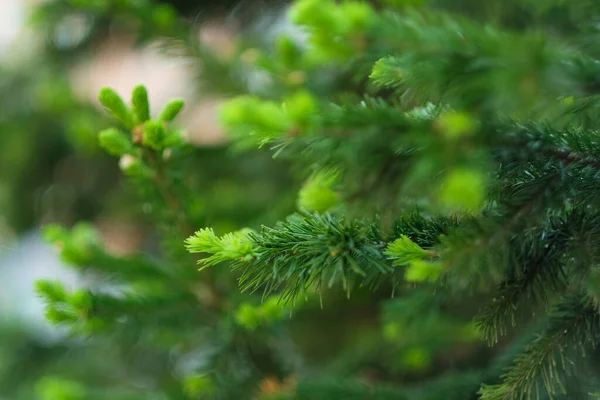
left=6, top=0, right=600, bottom=399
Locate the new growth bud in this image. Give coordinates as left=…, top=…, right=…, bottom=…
left=158, top=99, right=185, bottom=122
left=98, top=87, right=135, bottom=128
left=98, top=128, right=133, bottom=156
left=131, top=85, right=151, bottom=123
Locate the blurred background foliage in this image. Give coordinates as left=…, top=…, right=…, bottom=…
left=4, top=0, right=600, bottom=399
left=0, top=1, right=298, bottom=398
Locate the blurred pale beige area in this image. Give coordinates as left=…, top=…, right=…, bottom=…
left=70, top=20, right=240, bottom=146
left=1, top=0, right=234, bottom=146
left=0, top=0, right=28, bottom=52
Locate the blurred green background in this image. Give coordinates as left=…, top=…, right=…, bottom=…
left=0, top=1, right=298, bottom=398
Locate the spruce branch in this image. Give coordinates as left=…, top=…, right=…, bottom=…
left=95, top=86, right=223, bottom=305
left=188, top=214, right=393, bottom=302
left=188, top=213, right=461, bottom=302
left=474, top=234, right=567, bottom=344
left=474, top=209, right=600, bottom=344
left=479, top=295, right=600, bottom=400
left=99, top=86, right=198, bottom=242
left=186, top=228, right=256, bottom=267
left=494, top=122, right=600, bottom=170
left=369, top=8, right=596, bottom=117
left=144, top=147, right=195, bottom=237
left=234, top=213, right=393, bottom=302
left=440, top=164, right=565, bottom=291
